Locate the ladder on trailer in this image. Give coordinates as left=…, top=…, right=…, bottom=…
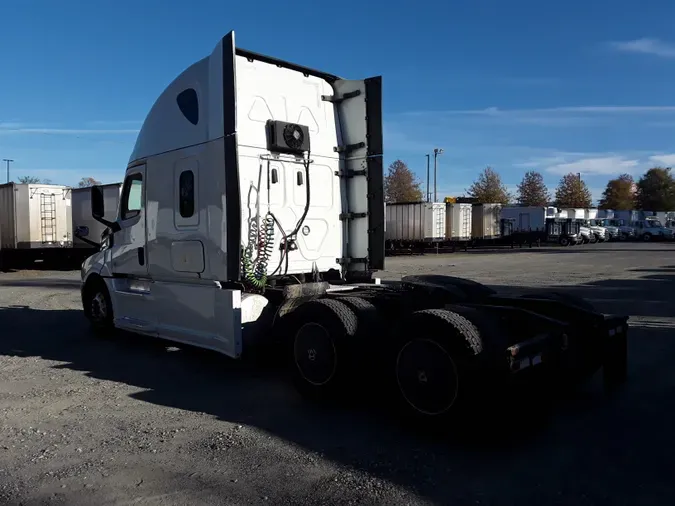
left=462, top=207, right=471, bottom=239
left=40, top=193, right=57, bottom=243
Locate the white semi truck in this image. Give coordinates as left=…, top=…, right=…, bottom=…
left=78, top=31, right=628, bottom=425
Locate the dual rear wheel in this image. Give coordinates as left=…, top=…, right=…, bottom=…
left=287, top=299, right=490, bottom=422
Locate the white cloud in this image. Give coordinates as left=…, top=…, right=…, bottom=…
left=610, top=38, right=675, bottom=58
left=648, top=153, right=675, bottom=166
left=0, top=122, right=25, bottom=129
left=545, top=156, right=639, bottom=176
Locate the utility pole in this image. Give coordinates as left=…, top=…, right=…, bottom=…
left=425, top=154, right=430, bottom=202
left=433, top=148, right=444, bottom=202
left=3, top=159, right=13, bottom=183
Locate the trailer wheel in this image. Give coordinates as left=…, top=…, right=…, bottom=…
left=559, top=237, right=570, bottom=247
left=82, top=277, right=114, bottom=334
left=393, top=309, right=484, bottom=424
left=288, top=298, right=358, bottom=401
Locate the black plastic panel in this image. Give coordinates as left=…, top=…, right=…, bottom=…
left=221, top=31, right=242, bottom=281
left=364, top=76, right=385, bottom=270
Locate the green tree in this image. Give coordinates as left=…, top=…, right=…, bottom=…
left=554, top=173, right=593, bottom=208
left=516, top=170, right=550, bottom=206
left=635, top=167, right=675, bottom=210
left=467, top=166, right=511, bottom=204
left=598, top=174, right=635, bottom=210
left=78, top=177, right=102, bottom=188
left=384, top=160, right=423, bottom=202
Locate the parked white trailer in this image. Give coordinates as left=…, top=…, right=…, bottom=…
left=500, top=206, right=547, bottom=231
left=0, top=183, right=73, bottom=267
left=500, top=206, right=580, bottom=245
left=445, top=203, right=472, bottom=241
left=386, top=202, right=446, bottom=243
left=565, top=208, right=586, bottom=220
left=471, top=203, right=502, bottom=240
left=72, top=183, right=122, bottom=248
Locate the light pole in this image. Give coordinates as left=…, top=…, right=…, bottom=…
left=433, top=148, right=444, bottom=202
left=3, top=159, right=13, bottom=183
left=425, top=154, right=430, bottom=202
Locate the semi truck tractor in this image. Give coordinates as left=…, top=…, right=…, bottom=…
left=79, top=31, right=628, bottom=426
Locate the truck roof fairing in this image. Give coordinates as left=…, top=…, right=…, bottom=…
left=128, top=31, right=341, bottom=165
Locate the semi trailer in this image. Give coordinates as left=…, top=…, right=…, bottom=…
left=79, top=30, right=628, bottom=426
left=385, top=202, right=446, bottom=252
left=0, top=183, right=73, bottom=269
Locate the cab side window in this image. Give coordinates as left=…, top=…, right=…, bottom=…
left=121, top=173, right=144, bottom=220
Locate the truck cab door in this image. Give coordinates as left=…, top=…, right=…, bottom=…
left=108, top=164, right=155, bottom=333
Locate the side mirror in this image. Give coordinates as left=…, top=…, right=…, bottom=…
left=91, top=185, right=121, bottom=233
left=91, top=185, right=105, bottom=220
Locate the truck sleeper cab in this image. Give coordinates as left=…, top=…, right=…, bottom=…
left=81, top=31, right=628, bottom=427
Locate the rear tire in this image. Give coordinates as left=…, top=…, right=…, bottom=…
left=392, top=309, right=485, bottom=427
left=287, top=298, right=359, bottom=402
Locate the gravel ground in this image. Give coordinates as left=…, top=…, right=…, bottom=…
left=1, top=242, right=674, bottom=505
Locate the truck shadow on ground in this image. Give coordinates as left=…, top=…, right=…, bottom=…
left=0, top=271, right=674, bottom=504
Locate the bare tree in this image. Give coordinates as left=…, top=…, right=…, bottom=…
left=17, top=176, right=42, bottom=184
left=78, top=177, right=102, bottom=188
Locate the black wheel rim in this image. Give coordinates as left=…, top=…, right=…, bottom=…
left=294, top=322, right=337, bottom=386
left=90, top=291, right=108, bottom=323
left=396, top=338, right=459, bottom=416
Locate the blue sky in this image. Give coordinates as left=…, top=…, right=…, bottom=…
left=2, top=0, right=675, bottom=203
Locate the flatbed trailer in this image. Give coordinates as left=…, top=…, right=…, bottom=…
left=79, top=30, right=629, bottom=427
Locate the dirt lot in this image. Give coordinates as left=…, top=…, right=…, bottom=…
left=1, top=243, right=674, bottom=505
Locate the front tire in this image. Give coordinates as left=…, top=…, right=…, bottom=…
left=82, top=278, right=114, bottom=334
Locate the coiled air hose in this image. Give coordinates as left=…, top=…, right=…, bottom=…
left=242, top=212, right=275, bottom=290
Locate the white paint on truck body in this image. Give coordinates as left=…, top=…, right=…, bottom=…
left=72, top=183, right=122, bottom=248
left=81, top=31, right=384, bottom=359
